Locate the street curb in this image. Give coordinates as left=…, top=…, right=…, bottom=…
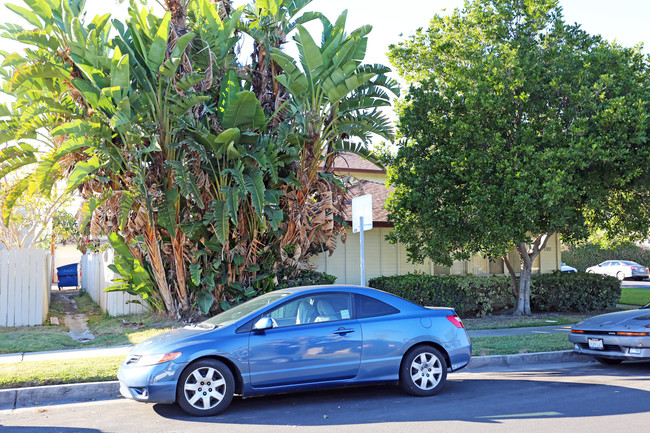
left=467, top=350, right=591, bottom=369
left=0, top=350, right=593, bottom=410
left=0, top=381, right=120, bottom=411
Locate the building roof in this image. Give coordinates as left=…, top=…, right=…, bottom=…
left=331, top=152, right=385, bottom=174
left=343, top=180, right=392, bottom=226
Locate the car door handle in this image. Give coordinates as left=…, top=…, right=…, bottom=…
left=333, top=327, right=356, bottom=335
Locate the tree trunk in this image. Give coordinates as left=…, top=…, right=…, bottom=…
left=503, top=255, right=518, bottom=298
left=513, top=232, right=554, bottom=316
left=514, top=248, right=533, bottom=316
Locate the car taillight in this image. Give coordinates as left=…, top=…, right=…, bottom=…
left=446, top=315, right=465, bottom=328
left=616, top=331, right=649, bottom=336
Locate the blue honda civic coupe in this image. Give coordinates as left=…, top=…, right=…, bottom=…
left=118, top=285, right=472, bottom=416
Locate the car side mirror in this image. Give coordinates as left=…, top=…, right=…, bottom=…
left=252, top=317, right=274, bottom=331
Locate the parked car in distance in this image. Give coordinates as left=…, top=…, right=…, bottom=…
left=585, top=260, right=649, bottom=281
left=561, top=262, right=577, bottom=273
left=569, top=303, right=650, bottom=364
left=118, top=285, right=472, bottom=416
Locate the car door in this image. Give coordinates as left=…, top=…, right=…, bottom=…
left=248, top=293, right=361, bottom=388
left=608, top=261, right=622, bottom=277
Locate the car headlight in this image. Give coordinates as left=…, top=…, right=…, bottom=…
left=127, top=352, right=182, bottom=366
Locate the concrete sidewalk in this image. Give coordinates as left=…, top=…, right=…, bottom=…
left=0, top=345, right=132, bottom=364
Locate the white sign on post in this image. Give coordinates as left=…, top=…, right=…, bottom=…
left=352, top=194, right=373, bottom=233
left=352, top=194, right=373, bottom=286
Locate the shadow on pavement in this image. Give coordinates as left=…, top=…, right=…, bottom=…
left=0, top=426, right=102, bottom=433
left=151, top=362, right=650, bottom=426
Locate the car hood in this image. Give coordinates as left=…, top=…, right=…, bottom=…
left=573, top=309, right=650, bottom=331
left=129, top=325, right=218, bottom=355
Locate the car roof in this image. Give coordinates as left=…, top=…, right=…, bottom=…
left=277, top=285, right=421, bottom=309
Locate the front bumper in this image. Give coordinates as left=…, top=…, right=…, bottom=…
left=569, top=333, right=650, bottom=360
left=118, top=359, right=187, bottom=404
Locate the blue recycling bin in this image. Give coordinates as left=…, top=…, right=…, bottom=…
left=57, top=263, right=79, bottom=289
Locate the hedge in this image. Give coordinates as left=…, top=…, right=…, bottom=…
left=368, top=274, right=514, bottom=317
left=530, top=272, right=621, bottom=312
left=369, top=272, right=620, bottom=317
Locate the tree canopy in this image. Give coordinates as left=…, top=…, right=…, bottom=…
left=387, top=0, right=650, bottom=315
left=0, top=0, right=397, bottom=317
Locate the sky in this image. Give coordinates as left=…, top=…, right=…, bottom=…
left=2, top=0, right=649, bottom=85
left=0, top=0, right=649, bottom=123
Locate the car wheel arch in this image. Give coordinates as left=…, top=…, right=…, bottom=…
left=176, top=355, right=244, bottom=397
left=400, top=342, right=451, bottom=373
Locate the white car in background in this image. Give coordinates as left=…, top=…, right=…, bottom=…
left=586, top=260, right=649, bottom=281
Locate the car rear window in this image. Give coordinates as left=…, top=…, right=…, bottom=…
left=356, top=294, right=399, bottom=319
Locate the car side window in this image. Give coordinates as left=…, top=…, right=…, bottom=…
left=263, top=293, right=352, bottom=327
left=356, top=294, right=400, bottom=319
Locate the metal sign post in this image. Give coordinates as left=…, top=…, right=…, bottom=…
left=352, top=194, right=373, bottom=286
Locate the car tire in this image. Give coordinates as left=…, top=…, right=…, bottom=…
left=399, top=345, right=447, bottom=397
left=595, top=357, right=623, bottom=365
left=616, top=272, right=625, bottom=281
left=177, top=359, right=235, bottom=416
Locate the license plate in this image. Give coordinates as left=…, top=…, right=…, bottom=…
left=588, top=338, right=604, bottom=350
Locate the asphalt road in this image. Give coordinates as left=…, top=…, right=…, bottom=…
left=2, top=361, right=650, bottom=433
left=622, top=279, right=650, bottom=289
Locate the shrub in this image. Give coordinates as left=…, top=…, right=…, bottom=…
left=368, top=274, right=514, bottom=317
left=275, top=270, right=337, bottom=289
left=562, top=243, right=650, bottom=272
left=531, top=272, right=621, bottom=312
left=370, top=272, right=620, bottom=316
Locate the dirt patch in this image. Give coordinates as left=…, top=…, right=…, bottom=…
left=50, top=290, right=95, bottom=342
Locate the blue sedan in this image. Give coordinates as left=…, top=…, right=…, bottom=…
left=118, top=285, right=472, bottom=416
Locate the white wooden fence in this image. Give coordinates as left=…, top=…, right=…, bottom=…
left=0, top=249, right=52, bottom=327
left=80, top=249, right=148, bottom=316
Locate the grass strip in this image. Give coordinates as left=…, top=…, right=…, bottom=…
left=464, top=315, right=589, bottom=330
left=471, top=333, right=573, bottom=356
left=619, top=287, right=650, bottom=306
left=0, top=356, right=123, bottom=389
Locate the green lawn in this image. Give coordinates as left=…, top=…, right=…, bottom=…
left=619, top=287, right=650, bottom=306
left=0, top=292, right=180, bottom=354
left=471, top=333, right=573, bottom=356
left=0, top=356, right=124, bottom=389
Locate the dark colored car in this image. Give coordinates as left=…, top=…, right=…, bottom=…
left=569, top=303, right=650, bottom=364
left=118, top=285, right=472, bottom=416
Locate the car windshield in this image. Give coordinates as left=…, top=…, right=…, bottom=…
left=202, top=291, right=289, bottom=328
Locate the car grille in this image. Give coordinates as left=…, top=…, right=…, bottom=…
left=575, top=330, right=619, bottom=336
left=577, top=343, right=622, bottom=353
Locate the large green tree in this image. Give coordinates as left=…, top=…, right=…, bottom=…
left=0, top=0, right=396, bottom=317
left=387, top=0, right=650, bottom=315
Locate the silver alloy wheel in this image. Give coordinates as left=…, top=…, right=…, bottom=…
left=616, top=271, right=625, bottom=281
left=183, top=366, right=227, bottom=411
left=409, top=352, right=443, bottom=390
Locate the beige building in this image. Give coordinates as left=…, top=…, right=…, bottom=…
left=310, top=153, right=562, bottom=285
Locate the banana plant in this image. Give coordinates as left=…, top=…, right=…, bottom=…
left=0, top=0, right=398, bottom=317
left=269, top=12, right=399, bottom=267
